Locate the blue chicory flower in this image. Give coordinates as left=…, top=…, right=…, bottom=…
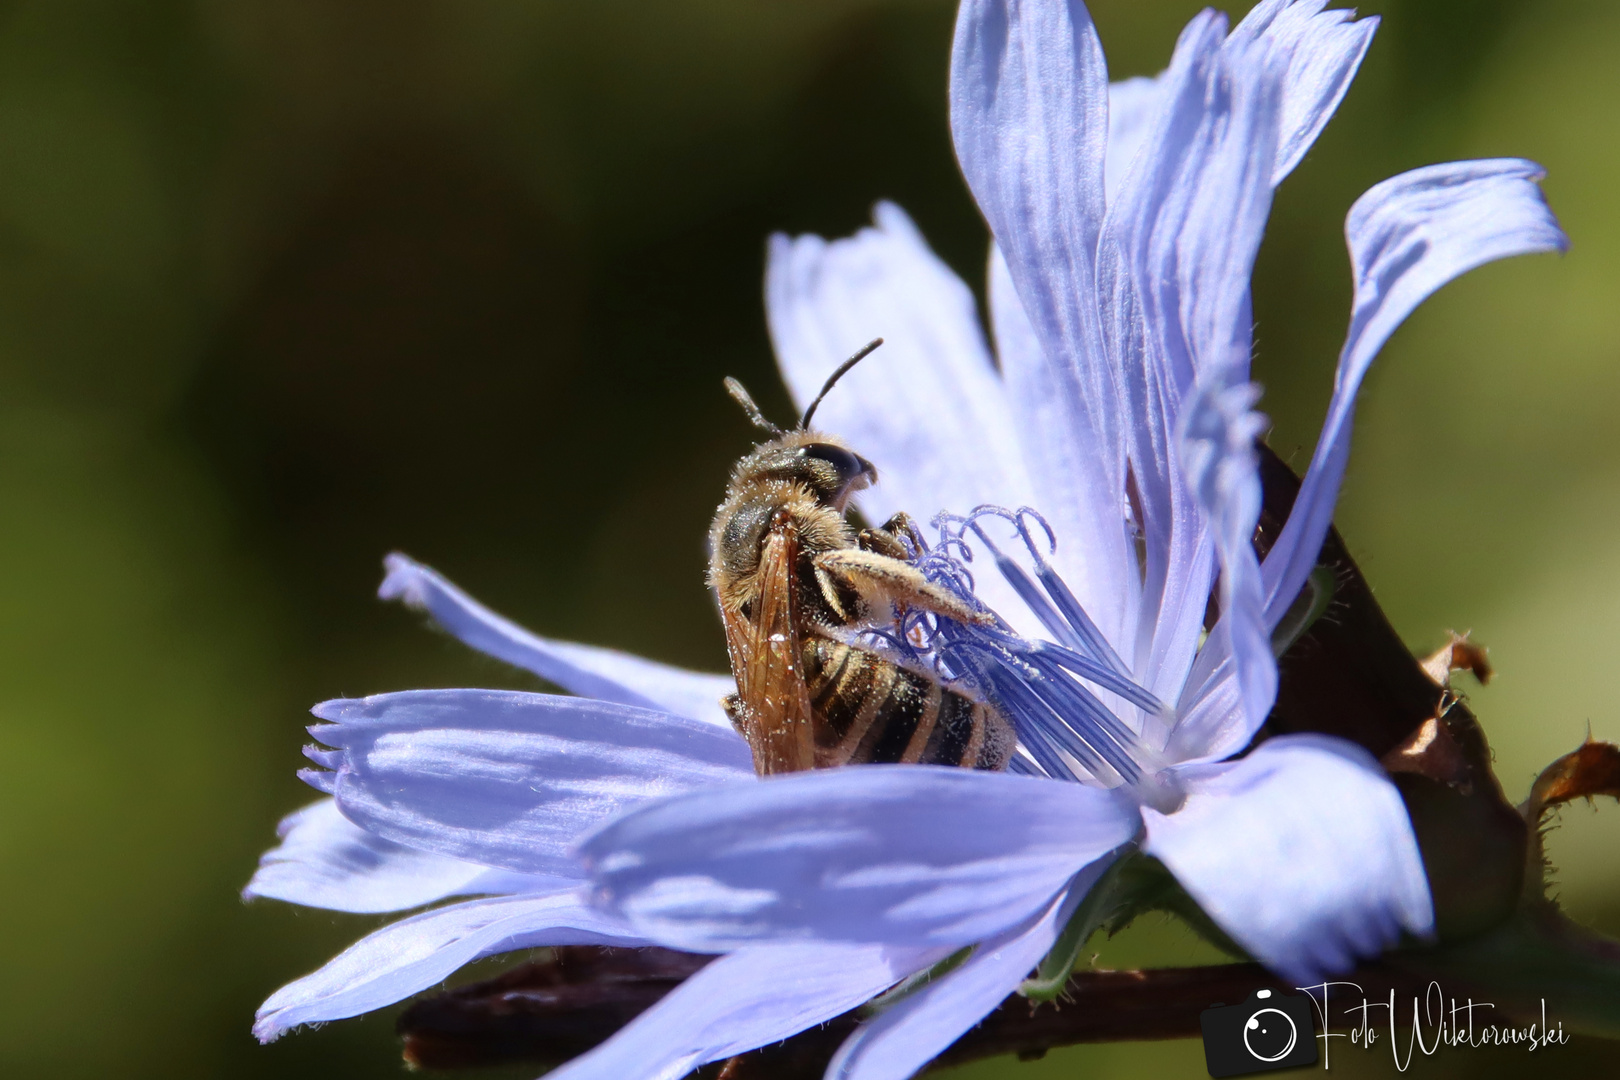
left=245, top=1, right=1567, bottom=1076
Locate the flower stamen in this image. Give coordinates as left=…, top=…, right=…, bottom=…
left=900, top=505, right=1176, bottom=790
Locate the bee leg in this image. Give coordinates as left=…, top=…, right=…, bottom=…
left=883, top=512, right=926, bottom=548
left=812, top=548, right=992, bottom=626
left=857, top=512, right=925, bottom=560
left=856, top=527, right=910, bottom=559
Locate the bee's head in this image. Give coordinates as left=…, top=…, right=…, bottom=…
left=720, top=338, right=884, bottom=510
left=733, top=431, right=876, bottom=511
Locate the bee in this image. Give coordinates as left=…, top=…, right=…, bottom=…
left=708, top=339, right=1016, bottom=776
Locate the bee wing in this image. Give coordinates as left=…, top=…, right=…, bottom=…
left=720, top=518, right=815, bottom=775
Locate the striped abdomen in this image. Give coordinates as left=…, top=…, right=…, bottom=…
left=801, top=636, right=1014, bottom=770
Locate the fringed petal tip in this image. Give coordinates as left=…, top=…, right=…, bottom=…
left=286, top=689, right=753, bottom=880
left=243, top=798, right=522, bottom=915
left=251, top=1013, right=289, bottom=1045
left=309, top=696, right=355, bottom=725
left=302, top=746, right=342, bottom=771
left=296, top=766, right=336, bottom=794
left=250, top=890, right=647, bottom=1045
left=373, top=553, right=738, bottom=727
left=1239, top=0, right=1380, bottom=185
left=299, top=736, right=344, bottom=793
left=379, top=551, right=430, bottom=606
left=1259, top=155, right=1570, bottom=630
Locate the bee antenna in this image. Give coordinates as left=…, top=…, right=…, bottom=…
left=724, top=377, right=784, bottom=436
left=800, top=338, right=883, bottom=430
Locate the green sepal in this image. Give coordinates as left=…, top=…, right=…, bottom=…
left=1270, top=563, right=1336, bottom=658
left=1017, top=854, right=1130, bottom=1001
left=1017, top=850, right=1250, bottom=1001
left=1098, top=852, right=1249, bottom=959
left=859, top=946, right=975, bottom=1018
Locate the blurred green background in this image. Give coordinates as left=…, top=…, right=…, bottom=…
left=0, top=0, right=1616, bottom=1077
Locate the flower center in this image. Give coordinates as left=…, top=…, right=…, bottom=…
left=876, top=506, right=1179, bottom=801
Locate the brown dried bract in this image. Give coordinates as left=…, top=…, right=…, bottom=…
left=1517, top=734, right=1620, bottom=908
left=1420, top=631, right=1493, bottom=688
left=1380, top=716, right=1472, bottom=789
left=1526, top=736, right=1620, bottom=821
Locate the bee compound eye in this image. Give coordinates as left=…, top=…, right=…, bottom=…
left=799, top=443, right=875, bottom=486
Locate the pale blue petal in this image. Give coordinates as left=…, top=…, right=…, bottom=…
left=1260, top=160, right=1567, bottom=626
left=1106, top=0, right=1376, bottom=709
left=1104, top=76, right=1162, bottom=207
left=582, top=766, right=1137, bottom=952
left=380, top=553, right=734, bottom=727
left=243, top=798, right=566, bottom=914
left=953, top=0, right=1136, bottom=648
left=1144, top=735, right=1433, bottom=984
left=1123, top=2, right=1375, bottom=714
left=1230, top=0, right=1378, bottom=184
left=1096, top=14, right=1282, bottom=699
left=253, top=889, right=647, bottom=1042
left=307, top=689, right=754, bottom=877
left=545, top=942, right=944, bottom=1080
left=951, top=0, right=1108, bottom=373
left=988, top=243, right=1140, bottom=651
left=826, top=861, right=1109, bottom=1080
left=764, top=205, right=1039, bottom=628
left=766, top=203, right=1035, bottom=524
left=1170, top=30, right=1284, bottom=393
left=1177, top=382, right=1274, bottom=752
left=1163, top=654, right=1245, bottom=765
left=1093, top=14, right=1223, bottom=697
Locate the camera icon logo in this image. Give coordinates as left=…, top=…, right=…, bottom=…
left=1199, top=988, right=1318, bottom=1077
